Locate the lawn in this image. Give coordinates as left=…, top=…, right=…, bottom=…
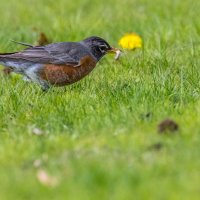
left=0, top=0, right=200, bottom=199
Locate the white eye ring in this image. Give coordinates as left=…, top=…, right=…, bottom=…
left=99, top=44, right=108, bottom=48
left=99, top=45, right=107, bottom=53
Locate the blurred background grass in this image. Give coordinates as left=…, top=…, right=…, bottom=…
left=0, top=0, right=200, bottom=199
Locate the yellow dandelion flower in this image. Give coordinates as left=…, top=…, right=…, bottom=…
left=119, top=33, right=142, bottom=50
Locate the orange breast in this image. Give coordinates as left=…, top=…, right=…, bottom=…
left=39, top=56, right=96, bottom=86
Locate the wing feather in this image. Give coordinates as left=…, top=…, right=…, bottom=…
left=4, top=42, right=91, bottom=66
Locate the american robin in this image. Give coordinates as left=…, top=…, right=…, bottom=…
left=0, top=36, right=121, bottom=90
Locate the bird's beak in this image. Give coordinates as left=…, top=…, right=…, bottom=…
left=107, top=47, right=122, bottom=60
left=107, top=47, right=120, bottom=54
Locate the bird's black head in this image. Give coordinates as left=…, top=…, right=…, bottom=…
left=81, top=36, right=113, bottom=61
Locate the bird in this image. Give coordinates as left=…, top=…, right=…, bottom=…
left=0, top=36, right=121, bottom=90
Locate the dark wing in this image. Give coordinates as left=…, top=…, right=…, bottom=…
left=5, top=42, right=91, bottom=65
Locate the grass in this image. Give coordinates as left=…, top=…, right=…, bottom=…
left=0, top=0, right=200, bottom=199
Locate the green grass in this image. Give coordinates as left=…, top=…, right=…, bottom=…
left=0, top=0, right=200, bottom=199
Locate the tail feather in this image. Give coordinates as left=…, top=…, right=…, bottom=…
left=0, top=53, right=12, bottom=63
left=0, top=53, right=33, bottom=70
left=0, top=53, right=19, bottom=68
left=0, top=52, right=17, bottom=56
left=0, top=55, right=9, bottom=67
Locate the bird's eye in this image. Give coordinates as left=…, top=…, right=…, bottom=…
left=99, top=45, right=107, bottom=53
